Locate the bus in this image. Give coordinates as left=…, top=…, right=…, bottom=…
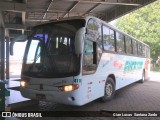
left=17, top=16, right=150, bottom=106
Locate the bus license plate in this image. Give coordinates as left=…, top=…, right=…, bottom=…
left=36, top=94, right=46, bottom=100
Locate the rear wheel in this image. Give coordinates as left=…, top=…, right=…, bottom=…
left=140, top=70, right=145, bottom=83
left=102, top=77, right=115, bottom=102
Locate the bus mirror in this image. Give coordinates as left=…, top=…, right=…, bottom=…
left=10, top=35, right=27, bottom=55
left=75, top=27, right=85, bottom=55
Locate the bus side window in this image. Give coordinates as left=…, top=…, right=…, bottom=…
left=86, top=18, right=102, bottom=61
left=142, top=45, right=146, bottom=57
left=138, top=43, right=142, bottom=56
left=116, top=32, right=125, bottom=53
left=132, top=40, right=138, bottom=55
left=83, top=18, right=103, bottom=74
left=83, top=40, right=97, bottom=74
left=125, top=36, right=132, bottom=54
left=146, top=47, right=150, bottom=58
left=103, top=26, right=115, bottom=52
left=86, top=19, right=102, bottom=42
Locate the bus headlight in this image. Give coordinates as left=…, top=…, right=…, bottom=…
left=20, top=81, right=28, bottom=88
left=58, top=84, right=79, bottom=92
left=20, top=76, right=30, bottom=88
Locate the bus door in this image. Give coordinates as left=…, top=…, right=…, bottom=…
left=82, top=18, right=104, bottom=101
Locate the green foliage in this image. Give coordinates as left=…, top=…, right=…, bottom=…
left=87, top=23, right=99, bottom=30
left=115, top=0, right=160, bottom=62
left=152, top=66, right=160, bottom=72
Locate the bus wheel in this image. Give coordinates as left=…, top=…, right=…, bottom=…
left=102, top=77, right=115, bottom=102
left=140, top=70, right=145, bottom=83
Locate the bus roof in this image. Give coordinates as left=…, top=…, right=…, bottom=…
left=33, top=16, right=149, bottom=47
left=85, top=16, right=149, bottom=47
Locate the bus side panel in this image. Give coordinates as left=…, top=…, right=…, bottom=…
left=113, top=55, right=146, bottom=90
left=81, top=74, right=106, bottom=103
left=96, top=53, right=146, bottom=90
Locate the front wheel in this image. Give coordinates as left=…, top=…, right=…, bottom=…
left=101, top=77, right=115, bottom=102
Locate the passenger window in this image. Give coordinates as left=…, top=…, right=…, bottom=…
left=132, top=40, right=138, bottom=55
left=146, top=47, right=150, bottom=58
left=116, top=32, right=125, bottom=53
left=83, top=18, right=103, bottom=74
left=86, top=18, right=102, bottom=59
left=142, top=45, right=146, bottom=57
left=125, top=36, right=132, bottom=54
left=138, top=43, right=142, bottom=56
left=103, top=26, right=115, bottom=52
left=86, top=19, right=102, bottom=43
left=83, top=40, right=97, bottom=74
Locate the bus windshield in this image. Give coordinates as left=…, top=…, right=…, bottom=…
left=22, top=19, right=85, bottom=78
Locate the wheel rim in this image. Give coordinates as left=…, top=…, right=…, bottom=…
left=105, top=83, right=113, bottom=97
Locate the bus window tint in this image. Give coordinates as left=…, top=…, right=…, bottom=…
left=125, top=36, right=132, bottom=54
left=142, top=45, right=146, bottom=57
left=84, top=40, right=93, bottom=65
left=86, top=19, right=102, bottom=42
left=146, top=47, right=150, bottom=58
left=116, top=32, right=125, bottom=53
left=27, top=40, right=41, bottom=63
left=83, top=40, right=97, bottom=74
left=132, top=40, right=138, bottom=55
left=138, top=43, right=142, bottom=56
left=103, top=26, right=115, bottom=52
left=87, top=19, right=103, bottom=52
left=84, top=18, right=103, bottom=75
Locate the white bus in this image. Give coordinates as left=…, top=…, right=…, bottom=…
left=18, top=16, right=150, bottom=106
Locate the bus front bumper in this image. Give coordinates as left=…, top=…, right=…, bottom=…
left=20, top=87, right=85, bottom=106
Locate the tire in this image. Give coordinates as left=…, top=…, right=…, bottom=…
left=140, top=70, right=145, bottom=83
left=102, top=77, right=115, bottom=102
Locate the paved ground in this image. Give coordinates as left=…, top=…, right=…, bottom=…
left=11, top=71, right=160, bottom=120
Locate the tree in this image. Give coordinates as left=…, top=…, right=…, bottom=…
left=115, top=0, right=160, bottom=63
